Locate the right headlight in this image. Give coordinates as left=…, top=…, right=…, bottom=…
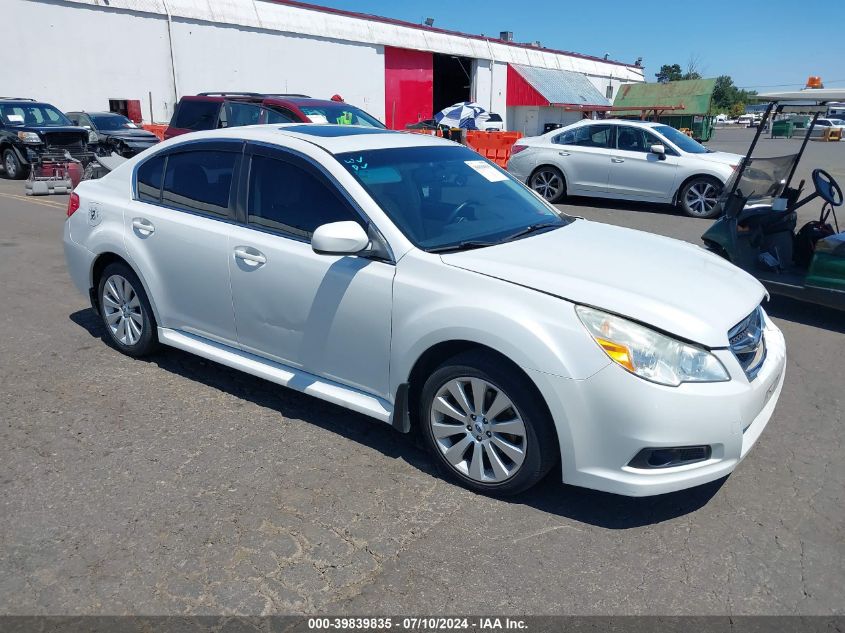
left=575, top=305, right=730, bottom=387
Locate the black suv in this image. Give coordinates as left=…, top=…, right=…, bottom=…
left=0, top=98, right=93, bottom=179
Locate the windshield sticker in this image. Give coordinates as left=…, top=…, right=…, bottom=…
left=464, top=160, right=508, bottom=182
left=6, top=114, right=24, bottom=123
left=308, top=114, right=329, bottom=124
left=126, top=122, right=138, bottom=128
left=343, top=156, right=368, bottom=172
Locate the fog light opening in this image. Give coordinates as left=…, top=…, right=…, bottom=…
left=628, top=445, right=712, bottom=469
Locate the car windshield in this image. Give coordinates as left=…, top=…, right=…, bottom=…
left=300, top=104, right=385, bottom=128
left=0, top=103, right=71, bottom=127
left=90, top=114, right=136, bottom=130
left=653, top=124, right=709, bottom=154
left=337, top=145, right=572, bottom=251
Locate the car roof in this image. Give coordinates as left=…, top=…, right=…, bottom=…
left=0, top=99, right=52, bottom=106
left=162, top=124, right=455, bottom=154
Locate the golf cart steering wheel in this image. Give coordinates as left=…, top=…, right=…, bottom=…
left=812, top=169, right=843, bottom=207
left=447, top=199, right=479, bottom=224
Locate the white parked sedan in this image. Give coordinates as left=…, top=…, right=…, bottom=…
left=63, top=124, right=785, bottom=496
left=507, top=119, right=742, bottom=218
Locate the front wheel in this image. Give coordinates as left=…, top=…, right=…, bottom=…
left=679, top=176, right=723, bottom=218
left=3, top=148, right=29, bottom=180
left=419, top=351, right=558, bottom=495
left=529, top=166, right=566, bottom=204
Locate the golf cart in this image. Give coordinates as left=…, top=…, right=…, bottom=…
left=701, top=87, right=845, bottom=311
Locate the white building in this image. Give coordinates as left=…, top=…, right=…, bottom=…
left=3, top=0, right=645, bottom=134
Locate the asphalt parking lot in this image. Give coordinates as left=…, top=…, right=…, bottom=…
left=0, top=127, right=843, bottom=616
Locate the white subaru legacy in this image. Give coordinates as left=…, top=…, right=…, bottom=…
left=507, top=119, right=742, bottom=218
left=63, top=124, right=786, bottom=496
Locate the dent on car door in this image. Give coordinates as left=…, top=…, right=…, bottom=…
left=123, top=144, right=241, bottom=346
left=552, top=124, right=613, bottom=193
left=607, top=126, right=679, bottom=199
left=226, top=145, right=394, bottom=399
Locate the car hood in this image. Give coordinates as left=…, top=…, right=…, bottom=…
left=695, top=150, right=743, bottom=166
left=100, top=129, right=159, bottom=142
left=15, top=125, right=88, bottom=137
left=440, top=220, right=766, bottom=348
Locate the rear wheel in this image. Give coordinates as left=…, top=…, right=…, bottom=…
left=3, top=148, right=28, bottom=180
left=97, top=262, right=158, bottom=357
left=679, top=176, right=722, bottom=218
left=529, top=166, right=566, bottom=204
left=419, top=351, right=558, bottom=495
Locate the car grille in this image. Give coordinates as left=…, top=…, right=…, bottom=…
left=43, top=132, right=86, bottom=152
left=728, top=306, right=767, bottom=381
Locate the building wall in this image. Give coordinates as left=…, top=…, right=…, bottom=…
left=507, top=106, right=583, bottom=137
left=3, top=0, right=176, bottom=122
left=170, top=19, right=385, bottom=121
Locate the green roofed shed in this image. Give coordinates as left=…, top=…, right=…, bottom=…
left=612, top=78, right=718, bottom=141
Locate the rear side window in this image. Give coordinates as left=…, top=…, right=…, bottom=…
left=172, top=100, right=220, bottom=131
left=265, top=108, right=297, bottom=124
left=555, top=125, right=613, bottom=148
left=161, top=151, right=236, bottom=217
left=136, top=155, right=165, bottom=203
left=247, top=154, right=360, bottom=239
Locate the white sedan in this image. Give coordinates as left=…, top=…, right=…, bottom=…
left=508, top=119, right=742, bottom=218
left=63, top=124, right=785, bottom=496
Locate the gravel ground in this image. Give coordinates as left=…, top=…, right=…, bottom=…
left=0, top=127, right=842, bottom=616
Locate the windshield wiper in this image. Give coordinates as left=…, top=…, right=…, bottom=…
left=501, top=222, right=562, bottom=242
left=427, top=240, right=499, bottom=253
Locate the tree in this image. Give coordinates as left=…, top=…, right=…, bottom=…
left=729, top=103, right=746, bottom=119
left=655, top=64, right=683, bottom=83
left=684, top=54, right=703, bottom=81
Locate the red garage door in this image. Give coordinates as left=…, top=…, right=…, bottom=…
left=384, top=47, right=433, bottom=130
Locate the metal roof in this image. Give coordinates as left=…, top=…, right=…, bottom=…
left=44, top=0, right=645, bottom=82
left=510, top=64, right=611, bottom=107
left=613, top=78, right=717, bottom=115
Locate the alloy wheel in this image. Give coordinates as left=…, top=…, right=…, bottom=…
left=530, top=170, right=563, bottom=201
left=102, top=274, right=144, bottom=346
left=429, top=377, right=527, bottom=483
left=684, top=180, right=720, bottom=216
left=5, top=153, right=17, bottom=178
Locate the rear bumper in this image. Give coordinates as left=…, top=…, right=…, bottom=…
left=529, top=314, right=787, bottom=497
left=63, top=221, right=95, bottom=296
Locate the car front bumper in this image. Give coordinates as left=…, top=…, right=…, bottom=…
left=528, top=314, right=787, bottom=497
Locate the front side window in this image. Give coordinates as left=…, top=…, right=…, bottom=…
left=161, top=150, right=236, bottom=217
left=653, top=124, right=709, bottom=154
left=0, top=104, right=71, bottom=127
left=247, top=154, right=361, bottom=239
left=337, top=145, right=571, bottom=251
left=554, top=124, right=613, bottom=148
left=136, top=155, right=165, bottom=203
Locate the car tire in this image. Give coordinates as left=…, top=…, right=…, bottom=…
left=529, top=166, right=566, bottom=204
left=418, top=350, right=558, bottom=495
left=3, top=148, right=29, bottom=180
left=97, top=262, right=159, bottom=357
left=678, top=176, right=723, bottom=218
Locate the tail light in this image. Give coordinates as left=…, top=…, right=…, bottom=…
left=67, top=192, right=80, bottom=218
left=510, top=144, right=528, bottom=156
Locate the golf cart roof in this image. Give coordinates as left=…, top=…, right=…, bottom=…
left=756, top=88, right=845, bottom=102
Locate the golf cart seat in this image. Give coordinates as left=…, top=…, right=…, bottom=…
left=737, top=207, right=797, bottom=235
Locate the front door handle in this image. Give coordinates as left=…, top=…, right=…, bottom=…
left=233, top=247, right=267, bottom=266
left=131, top=217, right=155, bottom=235
left=611, top=157, right=625, bottom=163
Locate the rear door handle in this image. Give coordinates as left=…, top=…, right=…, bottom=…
left=558, top=151, right=570, bottom=157
left=611, top=157, right=625, bottom=163
left=131, top=217, right=155, bottom=235
left=233, top=247, right=267, bottom=266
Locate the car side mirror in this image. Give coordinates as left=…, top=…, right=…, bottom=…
left=650, top=144, right=666, bottom=160
left=82, top=125, right=92, bottom=130
left=311, top=221, right=370, bottom=256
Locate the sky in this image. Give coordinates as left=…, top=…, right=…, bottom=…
left=313, top=0, right=844, bottom=90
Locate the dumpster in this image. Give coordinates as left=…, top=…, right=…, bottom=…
left=771, top=120, right=795, bottom=139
